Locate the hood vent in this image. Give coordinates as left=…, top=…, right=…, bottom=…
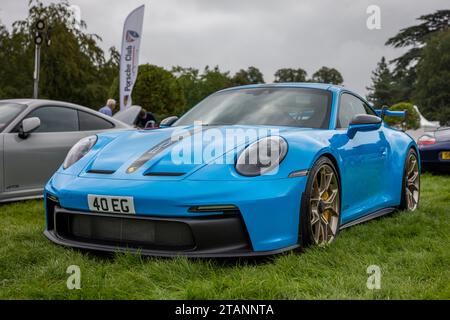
left=87, top=169, right=116, bottom=174
left=144, top=172, right=186, bottom=177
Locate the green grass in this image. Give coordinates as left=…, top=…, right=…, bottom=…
left=0, top=173, right=449, bottom=299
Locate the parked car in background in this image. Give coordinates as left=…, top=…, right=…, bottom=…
left=0, top=99, right=137, bottom=202
left=418, top=127, right=450, bottom=173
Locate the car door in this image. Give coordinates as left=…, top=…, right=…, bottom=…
left=3, top=105, right=87, bottom=193
left=333, top=93, right=389, bottom=223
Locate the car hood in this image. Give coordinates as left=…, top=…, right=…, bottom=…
left=81, top=125, right=313, bottom=180
left=112, top=105, right=142, bottom=126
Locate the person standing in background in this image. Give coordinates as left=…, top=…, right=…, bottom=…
left=99, top=99, right=116, bottom=117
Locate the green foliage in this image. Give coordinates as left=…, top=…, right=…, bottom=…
left=199, top=65, right=233, bottom=98
left=311, top=66, right=343, bottom=85
left=170, top=65, right=233, bottom=114
left=367, top=57, right=397, bottom=107
left=0, top=174, right=449, bottom=299
left=171, top=66, right=203, bottom=111
left=386, top=10, right=450, bottom=72
left=109, top=64, right=185, bottom=120
left=0, top=0, right=118, bottom=108
left=274, top=68, right=307, bottom=82
left=231, top=66, right=265, bottom=86
left=384, top=102, right=420, bottom=130
left=413, top=30, right=450, bottom=124
left=369, top=10, right=450, bottom=118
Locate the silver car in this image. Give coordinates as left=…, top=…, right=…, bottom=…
left=0, top=99, right=138, bottom=202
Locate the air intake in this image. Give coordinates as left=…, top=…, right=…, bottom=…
left=87, top=169, right=116, bottom=174
left=144, top=172, right=186, bottom=177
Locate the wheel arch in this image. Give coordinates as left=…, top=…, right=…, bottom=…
left=408, top=143, right=421, bottom=172
left=309, top=150, right=342, bottom=189
left=298, top=151, right=342, bottom=247
left=318, top=152, right=341, bottom=182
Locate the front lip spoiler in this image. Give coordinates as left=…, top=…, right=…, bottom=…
left=44, top=230, right=299, bottom=258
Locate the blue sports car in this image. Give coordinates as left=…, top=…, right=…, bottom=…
left=44, top=83, right=420, bottom=257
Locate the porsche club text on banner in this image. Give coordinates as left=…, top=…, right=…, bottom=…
left=120, top=5, right=145, bottom=110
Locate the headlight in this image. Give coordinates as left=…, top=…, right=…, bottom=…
left=235, top=136, right=288, bottom=176
left=63, top=135, right=97, bottom=169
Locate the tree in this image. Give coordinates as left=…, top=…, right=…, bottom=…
left=171, top=65, right=233, bottom=114
left=311, top=66, right=343, bottom=85
left=172, top=66, right=202, bottom=111
left=366, top=57, right=397, bottom=107
left=413, top=30, right=450, bottom=124
left=385, top=10, right=450, bottom=102
left=0, top=20, right=34, bottom=98
left=199, top=65, right=233, bottom=98
left=386, top=10, right=450, bottom=72
left=384, top=102, right=420, bottom=130
left=0, top=0, right=118, bottom=108
left=274, top=68, right=307, bottom=82
left=231, top=66, right=265, bottom=86
left=109, top=64, right=185, bottom=120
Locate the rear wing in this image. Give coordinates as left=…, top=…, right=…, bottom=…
left=375, top=107, right=407, bottom=119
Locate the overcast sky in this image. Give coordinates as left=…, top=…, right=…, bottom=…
left=0, top=0, right=448, bottom=95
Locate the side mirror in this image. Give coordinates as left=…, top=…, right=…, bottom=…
left=159, top=116, right=179, bottom=128
left=347, top=114, right=381, bottom=138
left=19, top=117, right=41, bottom=139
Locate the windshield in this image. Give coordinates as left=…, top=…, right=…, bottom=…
left=0, top=103, right=27, bottom=132
left=175, top=87, right=332, bottom=128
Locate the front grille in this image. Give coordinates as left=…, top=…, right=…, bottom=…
left=55, top=210, right=195, bottom=250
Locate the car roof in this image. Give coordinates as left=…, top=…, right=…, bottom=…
left=217, top=82, right=348, bottom=93
left=1, top=98, right=92, bottom=109
left=0, top=98, right=114, bottom=117
left=0, top=99, right=131, bottom=130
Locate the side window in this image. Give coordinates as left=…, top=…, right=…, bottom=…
left=78, top=111, right=114, bottom=131
left=337, top=94, right=371, bottom=128
left=26, top=106, right=79, bottom=132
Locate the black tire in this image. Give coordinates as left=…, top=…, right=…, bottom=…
left=399, top=148, right=420, bottom=211
left=299, top=156, right=341, bottom=248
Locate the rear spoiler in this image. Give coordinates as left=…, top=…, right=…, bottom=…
left=375, top=106, right=407, bottom=119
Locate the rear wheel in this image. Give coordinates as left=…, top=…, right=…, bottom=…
left=400, top=149, right=420, bottom=211
left=300, top=157, right=341, bottom=247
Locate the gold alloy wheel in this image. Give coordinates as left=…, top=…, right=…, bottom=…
left=405, top=153, right=420, bottom=211
left=310, top=164, right=340, bottom=245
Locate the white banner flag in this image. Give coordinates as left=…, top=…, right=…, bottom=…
left=120, top=5, right=145, bottom=110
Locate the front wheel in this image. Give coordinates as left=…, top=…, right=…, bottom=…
left=399, top=149, right=420, bottom=211
left=300, top=157, right=341, bottom=248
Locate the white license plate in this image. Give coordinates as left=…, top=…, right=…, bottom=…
left=88, top=195, right=135, bottom=214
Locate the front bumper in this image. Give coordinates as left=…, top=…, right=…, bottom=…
left=44, top=206, right=300, bottom=257
left=45, top=172, right=306, bottom=255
